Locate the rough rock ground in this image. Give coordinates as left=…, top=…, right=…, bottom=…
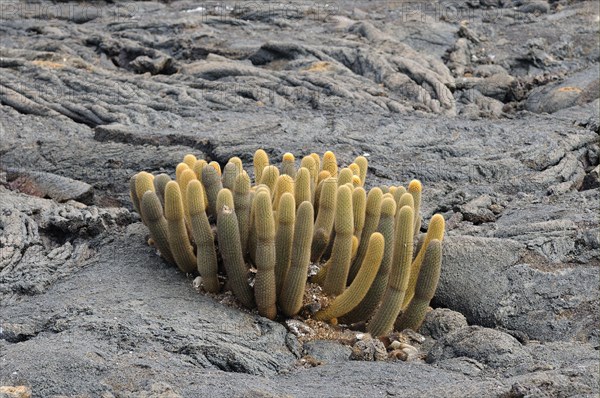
left=0, top=0, right=598, bottom=397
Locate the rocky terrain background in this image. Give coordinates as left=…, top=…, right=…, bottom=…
left=0, top=0, right=598, bottom=397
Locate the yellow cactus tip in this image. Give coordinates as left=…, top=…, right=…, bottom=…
left=176, top=162, right=189, bottom=172
left=431, top=213, right=445, bottom=225
left=183, top=153, right=197, bottom=162
left=283, top=153, right=295, bottom=161
left=408, top=179, right=422, bottom=192
left=323, top=151, right=335, bottom=160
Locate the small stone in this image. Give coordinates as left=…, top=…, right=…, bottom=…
left=0, top=386, right=32, bottom=398
left=350, top=336, right=387, bottom=361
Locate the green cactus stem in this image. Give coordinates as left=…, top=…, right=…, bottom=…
left=229, top=156, right=243, bottom=174
left=140, top=191, right=176, bottom=265
left=323, top=185, right=354, bottom=296
left=222, top=162, right=239, bottom=191
left=133, top=172, right=155, bottom=226
left=322, top=151, right=338, bottom=177
left=134, top=171, right=155, bottom=208
left=395, top=239, right=442, bottom=331
left=254, top=149, right=269, bottom=184
left=310, top=153, right=321, bottom=178
left=274, top=193, right=295, bottom=296
left=392, top=186, right=407, bottom=210
left=260, top=165, right=280, bottom=196
left=294, top=167, right=312, bottom=208
left=209, top=161, right=221, bottom=176
left=153, top=173, right=171, bottom=207
left=192, top=159, right=207, bottom=180
left=216, top=188, right=235, bottom=214
left=187, top=180, right=220, bottom=293
left=343, top=197, right=396, bottom=324
left=367, top=205, right=415, bottom=337
left=403, top=213, right=445, bottom=308
left=281, top=152, right=296, bottom=178
left=408, top=180, right=422, bottom=235
left=348, top=187, right=383, bottom=283
left=354, top=156, right=368, bottom=187
left=315, top=232, right=385, bottom=321
left=183, top=154, right=197, bottom=169
left=337, top=168, right=354, bottom=186
left=217, top=200, right=255, bottom=308
left=175, top=162, right=189, bottom=182
left=178, top=168, right=197, bottom=220
left=311, top=177, right=338, bottom=263
left=253, top=190, right=277, bottom=320
left=273, top=174, right=294, bottom=211
left=280, top=201, right=314, bottom=317
left=164, top=181, right=197, bottom=274
left=234, top=172, right=252, bottom=259
left=300, top=155, right=318, bottom=186
left=129, top=174, right=141, bottom=214
left=352, top=187, right=366, bottom=239
left=202, top=164, right=223, bottom=218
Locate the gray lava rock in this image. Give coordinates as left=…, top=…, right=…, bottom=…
left=420, top=308, right=468, bottom=340
left=427, top=326, right=534, bottom=375
left=302, top=340, right=352, bottom=363
left=526, top=67, right=600, bottom=113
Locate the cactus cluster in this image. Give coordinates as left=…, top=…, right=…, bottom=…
left=130, top=150, right=445, bottom=336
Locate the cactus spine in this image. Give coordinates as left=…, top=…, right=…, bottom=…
left=396, top=239, right=442, bottom=331
left=403, top=213, right=445, bottom=308
left=367, top=205, right=414, bottom=337
left=280, top=201, right=314, bottom=316
left=311, top=177, right=337, bottom=262
left=164, top=181, right=197, bottom=273
left=187, top=180, right=220, bottom=293
left=343, top=197, right=396, bottom=323
left=315, top=233, right=385, bottom=321
left=348, top=187, right=383, bottom=283
left=217, top=200, right=255, bottom=308
left=253, top=191, right=277, bottom=320
left=323, top=185, right=354, bottom=296
left=140, top=191, right=176, bottom=265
